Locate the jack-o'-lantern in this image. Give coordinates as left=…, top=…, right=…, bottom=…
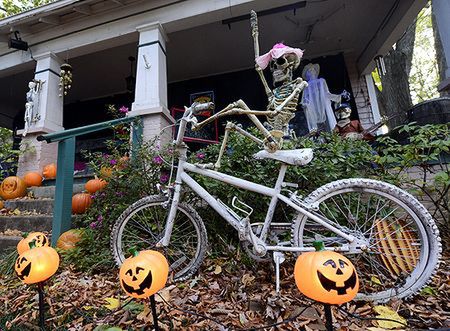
left=15, top=241, right=60, bottom=284
left=43, top=163, right=57, bottom=179
left=119, top=249, right=169, bottom=299
left=23, top=172, right=43, bottom=187
left=17, top=232, right=49, bottom=255
left=294, top=241, right=359, bottom=305
left=0, top=176, right=27, bottom=200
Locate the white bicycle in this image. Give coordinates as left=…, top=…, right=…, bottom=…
left=111, top=102, right=441, bottom=302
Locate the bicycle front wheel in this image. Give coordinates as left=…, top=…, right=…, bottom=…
left=111, top=195, right=208, bottom=281
left=291, top=178, right=441, bottom=302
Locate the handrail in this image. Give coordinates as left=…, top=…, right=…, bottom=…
left=39, top=115, right=143, bottom=246
left=37, top=115, right=138, bottom=143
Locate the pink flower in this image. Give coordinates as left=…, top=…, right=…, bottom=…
left=97, top=215, right=103, bottom=222
left=160, top=173, right=169, bottom=183
left=90, top=222, right=97, bottom=229
left=119, top=106, right=129, bottom=114
left=196, top=153, right=205, bottom=160
left=110, top=159, right=117, bottom=165
left=153, top=156, right=163, bottom=165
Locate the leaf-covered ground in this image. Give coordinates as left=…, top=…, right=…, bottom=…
left=0, top=250, right=449, bottom=330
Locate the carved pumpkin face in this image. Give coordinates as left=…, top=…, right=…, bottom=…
left=0, top=176, right=27, bottom=200
left=15, top=245, right=60, bottom=284
left=17, top=232, right=49, bottom=255
left=294, top=250, right=359, bottom=305
left=119, top=250, right=169, bottom=299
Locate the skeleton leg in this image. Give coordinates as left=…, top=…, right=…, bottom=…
left=214, top=122, right=264, bottom=169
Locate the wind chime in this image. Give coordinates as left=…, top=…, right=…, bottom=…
left=59, top=63, right=73, bottom=97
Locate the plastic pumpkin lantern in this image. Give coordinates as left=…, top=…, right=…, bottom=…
left=85, top=177, right=107, bottom=194
left=17, top=232, right=49, bottom=255
left=56, top=229, right=84, bottom=250
left=119, top=249, right=169, bottom=299
left=294, top=241, right=359, bottom=305
left=23, top=172, right=43, bottom=187
left=72, top=193, right=92, bottom=214
left=42, top=163, right=57, bottom=179
left=15, top=241, right=60, bottom=284
left=0, top=176, right=27, bottom=200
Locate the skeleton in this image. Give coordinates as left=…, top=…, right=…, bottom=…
left=23, top=79, right=44, bottom=137
left=192, top=11, right=307, bottom=168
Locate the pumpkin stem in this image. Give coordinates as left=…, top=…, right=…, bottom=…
left=128, top=247, right=139, bottom=257
left=313, top=241, right=325, bottom=251
left=22, top=232, right=29, bottom=239
left=28, top=240, right=37, bottom=249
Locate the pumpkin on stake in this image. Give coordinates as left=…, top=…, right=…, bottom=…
left=294, top=241, right=359, bottom=331
left=17, top=232, right=49, bottom=255
left=119, top=248, right=169, bottom=331
left=15, top=240, right=60, bottom=330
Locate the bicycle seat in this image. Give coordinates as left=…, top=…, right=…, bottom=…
left=253, top=148, right=313, bottom=166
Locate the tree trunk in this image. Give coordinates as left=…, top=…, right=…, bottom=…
left=431, top=1, right=449, bottom=97
left=377, top=20, right=416, bottom=129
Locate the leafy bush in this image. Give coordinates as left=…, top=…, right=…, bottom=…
left=0, top=128, right=19, bottom=180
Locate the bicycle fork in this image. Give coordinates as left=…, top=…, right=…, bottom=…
left=156, top=181, right=182, bottom=248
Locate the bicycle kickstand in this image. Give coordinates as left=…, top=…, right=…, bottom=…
left=273, top=251, right=285, bottom=293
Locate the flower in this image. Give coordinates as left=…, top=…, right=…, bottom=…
left=196, top=153, right=205, bottom=160
left=153, top=156, right=163, bottom=165
left=97, top=215, right=103, bottom=222
left=160, top=173, right=169, bottom=183
left=110, top=159, right=117, bottom=165
left=90, top=222, right=98, bottom=229
left=119, top=106, right=129, bottom=114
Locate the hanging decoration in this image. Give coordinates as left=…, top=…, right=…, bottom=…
left=59, top=63, right=73, bottom=97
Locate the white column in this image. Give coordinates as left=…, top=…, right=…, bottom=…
left=130, top=22, right=174, bottom=143
left=17, top=52, right=64, bottom=175
left=365, top=74, right=385, bottom=135
left=434, top=0, right=450, bottom=92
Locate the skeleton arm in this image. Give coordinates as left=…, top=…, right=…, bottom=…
left=250, top=10, right=273, bottom=99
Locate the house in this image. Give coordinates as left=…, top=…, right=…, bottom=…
left=0, top=0, right=440, bottom=176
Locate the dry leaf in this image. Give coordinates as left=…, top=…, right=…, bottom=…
left=104, top=297, right=120, bottom=310
left=373, top=305, right=407, bottom=329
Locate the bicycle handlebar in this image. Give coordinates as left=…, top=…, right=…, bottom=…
left=175, top=102, right=215, bottom=146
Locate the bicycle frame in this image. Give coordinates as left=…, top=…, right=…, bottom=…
left=158, top=106, right=357, bottom=254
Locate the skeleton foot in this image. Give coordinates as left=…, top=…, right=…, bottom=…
left=214, top=162, right=221, bottom=169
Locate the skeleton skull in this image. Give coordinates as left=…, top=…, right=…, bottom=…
left=270, top=53, right=300, bottom=84
left=334, top=105, right=352, bottom=120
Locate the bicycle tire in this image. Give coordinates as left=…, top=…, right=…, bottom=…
left=111, top=195, right=208, bottom=281
left=291, top=178, right=442, bottom=302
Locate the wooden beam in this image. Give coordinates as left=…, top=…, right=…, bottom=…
left=39, top=15, right=60, bottom=25
left=73, top=4, right=92, bottom=15
left=110, top=0, right=126, bottom=5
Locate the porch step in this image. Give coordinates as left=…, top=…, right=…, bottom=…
left=0, top=235, right=22, bottom=251
left=4, top=199, right=54, bottom=214
left=30, top=183, right=85, bottom=199
left=0, top=215, right=52, bottom=233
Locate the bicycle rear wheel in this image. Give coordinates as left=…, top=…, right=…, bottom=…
left=111, top=195, right=208, bottom=281
left=291, top=178, right=441, bottom=302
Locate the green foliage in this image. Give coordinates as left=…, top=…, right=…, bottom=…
left=376, top=123, right=449, bottom=234
left=0, top=0, right=55, bottom=17
left=0, top=128, right=19, bottom=180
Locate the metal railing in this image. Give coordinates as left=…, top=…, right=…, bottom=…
left=37, top=116, right=143, bottom=246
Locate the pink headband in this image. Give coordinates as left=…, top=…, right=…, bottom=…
left=255, top=43, right=304, bottom=69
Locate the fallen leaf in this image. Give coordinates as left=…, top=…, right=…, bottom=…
left=104, top=297, right=120, bottom=310
left=213, top=265, right=222, bottom=275
left=373, top=305, right=407, bottom=329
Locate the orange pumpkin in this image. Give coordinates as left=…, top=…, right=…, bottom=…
left=15, top=241, right=60, bottom=284
left=56, top=229, right=84, bottom=250
left=72, top=193, right=92, bottom=214
left=43, top=164, right=57, bottom=179
left=119, top=249, right=169, bottom=299
left=17, top=232, right=49, bottom=255
left=0, top=200, right=4, bottom=209
left=23, top=172, right=43, bottom=187
left=0, top=176, right=27, bottom=200
left=85, top=177, right=107, bottom=194
left=294, top=241, right=359, bottom=305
